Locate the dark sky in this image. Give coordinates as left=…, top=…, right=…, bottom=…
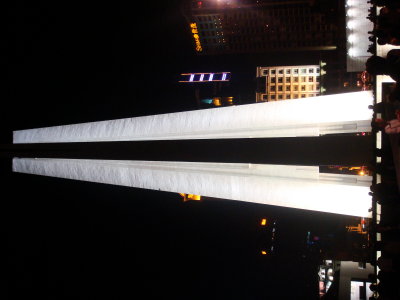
left=1, top=1, right=359, bottom=299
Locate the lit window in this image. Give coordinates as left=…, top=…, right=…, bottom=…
left=286, top=69, right=291, bottom=74
left=301, top=76, right=306, bottom=82
left=301, top=68, right=307, bottom=73
left=260, top=218, right=267, bottom=226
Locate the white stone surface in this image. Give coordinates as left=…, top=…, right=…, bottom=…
left=13, top=92, right=373, bottom=143
left=13, top=158, right=372, bottom=217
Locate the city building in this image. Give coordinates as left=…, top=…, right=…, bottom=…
left=182, top=0, right=342, bottom=55
left=258, top=217, right=278, bottom=255
left=318, top=260, right=374, bottom=300
left=256, top=65, right=322, bottom=102
left=178, top=72, right=235, bottom=107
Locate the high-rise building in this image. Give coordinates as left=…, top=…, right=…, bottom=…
left=182, top=0, right=341, bottom=55
left=256, top=65, right=321, bottom=102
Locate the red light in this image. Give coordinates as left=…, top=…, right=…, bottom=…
left=362, top=132, right=366, bottom=136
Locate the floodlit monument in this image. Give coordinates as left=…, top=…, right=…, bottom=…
left=13, top=91, right=374, bottom=217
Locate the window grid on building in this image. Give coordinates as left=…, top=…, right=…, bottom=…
left=256, top=65, right=321, bottom=102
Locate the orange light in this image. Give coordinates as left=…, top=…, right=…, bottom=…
left=187, top=194, right=201, bottom=201
left=190, top=23, right=203, bottom=52
left=358, top=171, right=365, bottom=176
left=260, top=218, right=267, bottom=226
left=213, top=97, right=222, bottom=106
left=180, top=193, right=201, bottom=202
left=261, top=250, right=268, bottom=255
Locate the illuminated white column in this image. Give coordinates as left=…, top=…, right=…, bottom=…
left=345, top=0, right=374, bottom=71
left=13, top=92, right=373, bottom=144
left=13, top=158, right=372, bottom=217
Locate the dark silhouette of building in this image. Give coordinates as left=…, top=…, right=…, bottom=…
left=182, top=0, right=342, bottom=55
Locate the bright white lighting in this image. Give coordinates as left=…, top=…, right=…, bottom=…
left=348, top=34, right=356, bottom=43
left=347, top=20, right=355, bottom=29
left=13, top=91, right=373, bottom=143
left=209, top=73, right=214, bottom=81
left=189, top=74, right=194, bottom=82
left=347, top=8, right=355, bottom=17
left=199, top=74, right=204, bottom=81
left=12, top=158, right=372, bottom=217
left=222, top=73, right=227, bottom=81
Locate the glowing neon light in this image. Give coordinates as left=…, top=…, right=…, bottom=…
left=179, top=72, right=231, bottom=83
left=190, top=23, right=202, bottom=52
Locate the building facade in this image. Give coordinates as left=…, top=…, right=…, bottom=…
left=178, top=72, right=234, bottom=108
left=182, top=0, right=341, bottom=55
left=256, top=65, right=321, bottom=102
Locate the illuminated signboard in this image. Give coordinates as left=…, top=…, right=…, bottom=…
left=179, top=72, right=231, bottom=83
left=190, top=23, right=202, bottom=52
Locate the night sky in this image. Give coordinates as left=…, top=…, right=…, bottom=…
left=1, top=1, right=360, bottom=299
